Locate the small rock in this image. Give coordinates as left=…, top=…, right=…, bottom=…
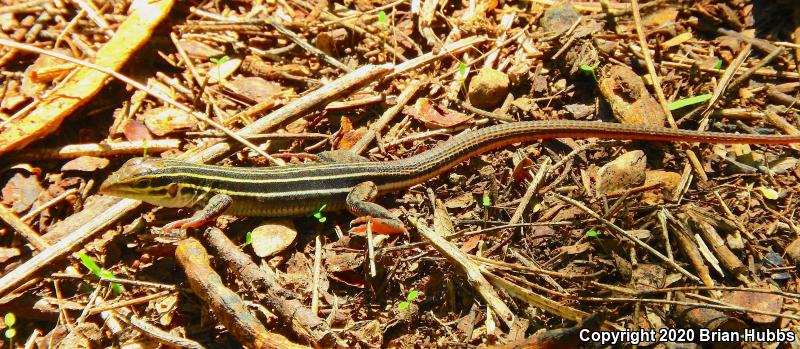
left=595, top=150, right=647, bottom=196
left=784, top=238, right=800, bottom=265
left=642, top=170, right=682, bottom=204
left=251, top=219, right=298, bottom=258
left=598, top=65, right=666, bottom=126
left=468, top=68, right=510, bottom=110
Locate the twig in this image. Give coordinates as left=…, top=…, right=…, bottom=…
left=350, top=81, right=423, bottom=154
left=176, top=238, right=309, bottom=349
left=311, top=231, right=322, bottom=314
left=20, top=188, right=78, bottom=222
left=580, top=297, right=800, bottom=321
left=201, top=228, right=339, bottom=347
left=112, top=307, right=205, bottom=349
left=268, top=20, right=351, bottom=72
left=0, top=203, right=49, bottom=251
left=509, top=157, right=551, bottom=225
left=3, top=139, right=180, bottom=161
left=630, top=0, right=675, bottom=127
left=551, top=193, right=701, bottom=283
left=366, top=220, right=377, bottom=277
left=728, top=47, right=784, bottom=91
left=408, top=216, right=515, bottom=327
left=90, top=290, right=173, bottom=315
left=0, top=38, right=281, bottom=165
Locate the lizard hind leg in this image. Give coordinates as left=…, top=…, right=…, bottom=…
left=346, top=181, right=407, bottom=235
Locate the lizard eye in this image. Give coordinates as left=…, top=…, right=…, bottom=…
left=134, top=179, right=151, bottom=189
left=167, top=183, right=179, bottom=197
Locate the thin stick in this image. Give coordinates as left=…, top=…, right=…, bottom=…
left=311, top=232, right=322, bottom=315
left=630, top=0, right=675, bottom=127
left=20, top=188, right=78, bottom=222
left=350, top=81, right=423, bottom=155
left=0, top=38, right=281, bottom=165
left=0, top=203, right=49, bottom=251
left=366, top=220, right=377, bottom=277
left=509, top=157, right=551, bottom=225
left=552, top=193, right=701, bottom=283
left=408, top=216, right=515, bottom=327
left=580, top=297, right=800, bottom=321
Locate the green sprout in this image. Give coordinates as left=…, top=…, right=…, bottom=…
left=579, top=61, right=601, bottom=82
left=667, top=93, right=712, bottom=111
left=482, top=193, right=492, bottom=207
left=398, top=289, right=419, bottom=311
left=209, top=55, right=230, bottom=84
left=142, top=138, right=148, bottom=158
left=377, top=11, right=388, bottom=28
left=78, top=253, right=122, bottom=295
left=4, top=313, right=16, bottom=345
left=585, top=229, right=600, bottom=238
left=244, top=231, right=253, bottom=246
left=714, top=59, right=723, bottom=70
left=456, top=63, right=468, bottom=85
left=312, top=204, right=327, bottom=223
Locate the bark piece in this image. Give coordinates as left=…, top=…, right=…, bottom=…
left=175, top=238, right=309, bottom=349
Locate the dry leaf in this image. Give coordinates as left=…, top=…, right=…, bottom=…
left=178, top=39, right=224, bottom=59
left=21, top=48, right=72, bottom=98
left=445, top=192, right=475, bottom=208
left=62, top=156, right=110, bottom=172
left=1, top=172, right=44, bottom=213
left=0, top=247, right=20, bottom=264
left=643, top=8, right=678, bottom=27
left=325, top=252, right=364, bottom=272
left=251, top=219, right=298, bottom=258
left=433, top=199, right=455, bottom=237
left=142, top=106, right=195, bottom=136
left=723, top=287, right=784, bottom=324
left=226, top=76, right=284, bottom=104
left=122, top=119, right=153, bottom=141
left=408, top=98, right=472, bottom=129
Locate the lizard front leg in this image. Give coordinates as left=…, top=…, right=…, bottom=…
left=163, top=194, right=233, bottom=231
left=346, top=181, right=407, bottom=235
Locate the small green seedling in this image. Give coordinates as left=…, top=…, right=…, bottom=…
left=667, top=93, right=712, bottom=111
left=4, top=312, right=16, bottom=346
left=79, top=253, right=122, bottom=295
left=312, top=204, right=327, bottom=223
left=377, top=11, right=388, bottom=28
left=398, top=290, right=419, bottom=311
left=579, top=61, right=601, bottom=82
left=585, top=229, right=600, bottom=238
left=142, top=139, right=148, bottom=158
left=714, top=59, right=723, bottom=70
left=209, top=55, right=230, bottom=84
left=456, top=63, right=468, bottom=85
left=244, top=231, right=253, bottom=246
left=482, top=194, right=492, bottom=207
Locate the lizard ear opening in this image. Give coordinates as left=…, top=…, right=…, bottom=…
left=167, top=183, right=179, bottom=197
